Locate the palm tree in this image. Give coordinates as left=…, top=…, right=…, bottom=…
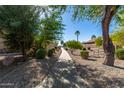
left=91, top=35, right=96, bottom=40
left=74, top=30, right=80, bottom=42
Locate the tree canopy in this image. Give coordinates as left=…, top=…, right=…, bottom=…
left=111, top=27, right=124, bottom=47
left=35, top=11, right=65, bottom=49
left=95, top=36, right=103, bottom=47
left=0, top=5, right=40, bottom=59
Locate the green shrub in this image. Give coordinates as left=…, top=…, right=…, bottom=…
left=35, top=48, right=46, bottom=59
left=48, top=48, right=55, bottom=57
left=95, top=37, right=103, bottom=47
left=80, top=50, right=89, bottom=59
left=65, top=40, right=83, bottom=50
left=116, top=48, right=124, bottom=60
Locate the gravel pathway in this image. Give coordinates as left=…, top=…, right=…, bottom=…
left=37, top=47, right=90, bottom=88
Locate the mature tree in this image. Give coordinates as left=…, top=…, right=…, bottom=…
left=35, top=11, right=65, bottom=52
left=54, top=5, right=122, bottom=66
left=0, top=5, right=40, bottom=60
left=74, top=30, right=80, bottom=42
left=91, top=35, right=96, bottom=40
left=72, top=5, right=121, bottom=66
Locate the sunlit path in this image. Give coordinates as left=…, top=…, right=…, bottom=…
left=59, top=47, right=72, bottom=61
left=36, top=47, right=89, bottom=88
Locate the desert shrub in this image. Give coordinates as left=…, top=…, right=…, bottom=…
left=83, top=47, right=86, bottom=51
left=116, top=48, right=124, bottom=60
left=48, top=48, right=55, bottom=57
left=95, top=37, right=103, bottom=47
left=65, top=40, right=82, bottom=50
left=80, top=50, right=89, bottom=59
left=35, top=48, right=46, bottom=59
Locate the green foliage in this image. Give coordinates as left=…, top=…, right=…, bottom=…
left=0, top=6, right=40, bottom=57
left=95, top=37, right=103, bottom=47
left=71, top=6, right=105, bottom=22
left=48, top=48, right=55, bottom=57
left=80, top=50, right=89, bottom=59
left=111, top=28, right=124, bottom=47
left=65, top=40, right=82, bottom=49
left=35, top=48, right=46, bottom=59
left=116, top=48, right=124, bottom=60
left=35, top=11, right=65, bottom=50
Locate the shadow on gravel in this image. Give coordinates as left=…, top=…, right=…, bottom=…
left=43, top=60, right=124, bottom=88
left=0, top=56, right=59, bottom=88
left=75, top=64, right=124, bottom=88
left=113, top=66, right=124, bottom=70
left=44, top=60, right=90, bottom=88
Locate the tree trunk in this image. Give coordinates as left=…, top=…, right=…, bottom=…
left=77, top=35, right=78, bottom=42
left=102, top=5, right=119, bottom=66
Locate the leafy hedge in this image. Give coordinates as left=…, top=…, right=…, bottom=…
left=116, top=48, right=124, bottom=60
left=65, top=40, right=83, bottom=49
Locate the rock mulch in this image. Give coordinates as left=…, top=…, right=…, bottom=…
left=0, top=59, right=48, bottom=88
left=0, top=49, right=61, bottom=88
left=68, top=49, right=124, bottom=88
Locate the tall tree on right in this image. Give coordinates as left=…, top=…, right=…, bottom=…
left=74, top=30, right=80, bottom=42
left=53, top=5, right=123, bottom=66
left=71, top=5, right=121, bottom=66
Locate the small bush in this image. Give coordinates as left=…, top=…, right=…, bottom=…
left=80, top=50, right=89, bottom=59
left=116, top=48, right=124, bottom=60
left=35, top=48, right=46, bottom=59
left=83, top=47, right=86, bottom=51
left=48, top=48, right=55, bottom=57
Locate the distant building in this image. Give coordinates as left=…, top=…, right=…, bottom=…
left=83, top=39, right=96, bottom=49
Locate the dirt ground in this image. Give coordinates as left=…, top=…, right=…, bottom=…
left=0, top=49, right=61, bottom=88
left=68, top=49, right=124, bottom=88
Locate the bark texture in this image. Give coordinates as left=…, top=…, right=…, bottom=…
left=102, top=5, right=119, bottom=66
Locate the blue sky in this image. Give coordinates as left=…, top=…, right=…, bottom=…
left=62, top=11, right=117, bottom=42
